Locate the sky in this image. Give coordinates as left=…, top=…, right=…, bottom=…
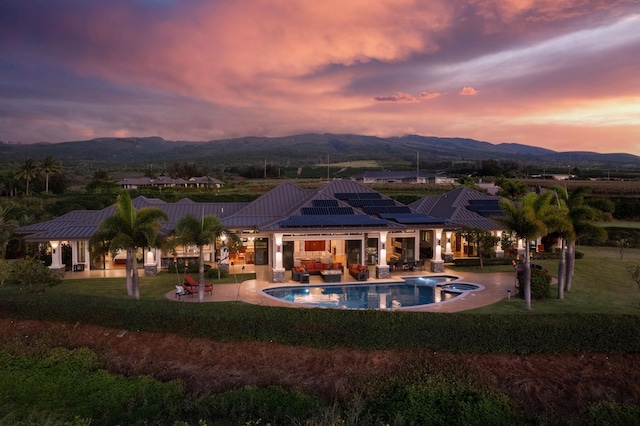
left=1, top=0, right=639, bottom=155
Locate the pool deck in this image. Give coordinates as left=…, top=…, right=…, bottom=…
left=160, top=264, right=518, bottom=312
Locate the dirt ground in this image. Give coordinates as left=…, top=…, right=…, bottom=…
left=2, top=318, right=640, bottom=419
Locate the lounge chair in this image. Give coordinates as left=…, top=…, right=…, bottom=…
left=184, top=275, right=213, bottom=295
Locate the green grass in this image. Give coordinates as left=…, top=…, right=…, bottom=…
left=454, top=246, right=640, bottom=314
left=47, top=271, right=256, bottom=300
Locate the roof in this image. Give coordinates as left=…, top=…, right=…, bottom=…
left=18, top=180, right=458, bottom=242
left=409, top=186, right=504, bottom=230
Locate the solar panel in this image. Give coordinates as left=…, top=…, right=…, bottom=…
left=279, top=215, right=388, bottom=228
left=466, top=199, right=504, bottom=217
left=312, top=199, right=339, bottom=207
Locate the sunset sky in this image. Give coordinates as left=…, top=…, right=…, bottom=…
left=1, top=1, right=639, bottom=154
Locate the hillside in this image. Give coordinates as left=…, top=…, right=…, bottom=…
left=1, top=134, right=639, bottom=171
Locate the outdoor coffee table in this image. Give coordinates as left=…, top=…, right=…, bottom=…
left=320, top=270, right=342, bottom=282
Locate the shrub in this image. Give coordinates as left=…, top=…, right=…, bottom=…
left=205, top=268, right=228, bottom=279
left=5, top=258, right=62, bottom=292
left=195, top=385, right=323, bottom=424
left=583, top=401, right=640, bottom=425
left=517, top=268, right=552, bottom=300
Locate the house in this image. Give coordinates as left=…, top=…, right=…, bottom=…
left=350, top=171, right=454, bottom=185
left=117, top=176, right=224, bottom=189
left=17, top=180, right=512, bottom=282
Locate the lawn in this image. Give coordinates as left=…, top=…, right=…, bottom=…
left=455, top=245, right=640, bottom=314
left=48, top=270, right=256, bottom=300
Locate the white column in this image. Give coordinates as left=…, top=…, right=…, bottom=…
left=444, top=231, right=453, bottom=260
left=378, top=231, right=387, bottom=266
left=274, top=233, right=283, bottom=270
left=433, top=229, right=443, bottom=261
left=49, top=241, right=62, bottom=269
left=494, top=230, right=504, bottom=258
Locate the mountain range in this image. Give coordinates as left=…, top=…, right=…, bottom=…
left=1, top=134, right=638, bottom=170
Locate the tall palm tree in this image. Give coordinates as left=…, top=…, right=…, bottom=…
left=498, top=192, right=554, bottom=310
left=90, top=192, right=168, bottom=299
left=14, top=159, right=39, bottom=196
left=39, top=156, right=62, bottom=193
left=547, top=187, right=575, bottom=300
left=557, top=186, right=607, bottom=292
left=175, top=213, right=227, bottom=302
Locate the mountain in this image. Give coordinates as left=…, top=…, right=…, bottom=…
left=1, top=134, right=639, bottom=170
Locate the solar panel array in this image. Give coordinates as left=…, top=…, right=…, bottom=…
left=312, top=199, right=339, bottom=207
left=362, top=205, right=412, bottom=215
left=467, top=199, right=504, bottom=217
left=301, top=207, right=354, bottom=215
left=280, top=215, right=388, bottom=228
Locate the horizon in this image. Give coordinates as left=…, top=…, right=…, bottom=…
left=1, top=1, right=639, bottom=155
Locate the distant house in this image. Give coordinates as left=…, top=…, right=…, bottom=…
left=117, top=176, right=224, bottom=189
left=529, top=174, right=575, bottom=180
left=351, top=171, right=454, bottom=185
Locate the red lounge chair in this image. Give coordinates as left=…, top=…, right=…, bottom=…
left=184, top=274, right=213, bottom=295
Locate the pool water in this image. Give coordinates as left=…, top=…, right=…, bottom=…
left=262, top=275, right=483, bottom=310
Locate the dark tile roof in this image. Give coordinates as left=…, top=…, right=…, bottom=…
left=410, top=186, right=503, bottom=230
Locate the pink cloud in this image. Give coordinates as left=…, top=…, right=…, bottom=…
left=459, top=87, right=479, bottom=96
left=374, top=92, right=419, bottom=103
left=420, top=92, right=442, bottom=99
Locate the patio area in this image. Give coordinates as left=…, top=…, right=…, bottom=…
left=159, top=264, right=516, bottom=313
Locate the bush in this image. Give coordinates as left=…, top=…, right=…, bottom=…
left=205, top=268, right=228, bottom=279
left=517, top=268, right=552, bottom=300
left=452, top=257, right=516, bottom=267
left=195, top=385, right=323, bottom=424
left=583, top=401, right=640, bottom=425
left=5, top=258, right=62, bottom=292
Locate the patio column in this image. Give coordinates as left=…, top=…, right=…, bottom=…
left=444, top=231, right=454, bottom=262
left=517, top=238, right=525, bottom=256
left=376, top=231, right=390, bottom=279
left=144, top=248, right=158, bottom=276
left=430, top=229, right=444, bottom=272
left=494, top=230, right=504, bottom=258
left=49, top=240, right=64, bottom=274
left=272, top=233, right=285, bottom=283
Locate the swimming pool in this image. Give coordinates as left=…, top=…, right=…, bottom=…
left=262, top=275, right=484, bottom=310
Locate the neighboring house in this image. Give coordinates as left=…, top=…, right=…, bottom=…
left=118, top=176, right=224, bottom=189
left=17, top=180, right=512, bottom=282
left=351, top=171, right=454, bottom=185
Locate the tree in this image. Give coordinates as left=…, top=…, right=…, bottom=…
left=14, top=159, right=39, bottom=195
left=547, top=187, right=575, bottom=300
left=90, top=192, right=168, bottom=299
left=39, top=156, right=62, bottom=193
left=175, top=213, right=226, bottom=303
left=458, top=226, right=499, bottom=269
left=496, top=178, right=528, bottom=201
left=0, top=204, right=19, bottom=259
left=556, top=186, right=607, bottom=292
left=498, top=192, right=554, bottom=310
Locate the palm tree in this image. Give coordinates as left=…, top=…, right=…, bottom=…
left=39, top=156, right=62, bottom=193
left=547, top=187, right=575, bottom=300
left=557, top=186, right=607, bottom=292
left=498, top=192, right=554, bottom=310
left=0, top=205, right=19, bottom=259
left=175, top=213, right=227, bottom=302
left=14, top=159, right=39, bottom=195
left=90, top=191, right=168, bottom=299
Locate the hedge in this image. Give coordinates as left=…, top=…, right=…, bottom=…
left=1, top=293, right=639, bottom=354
